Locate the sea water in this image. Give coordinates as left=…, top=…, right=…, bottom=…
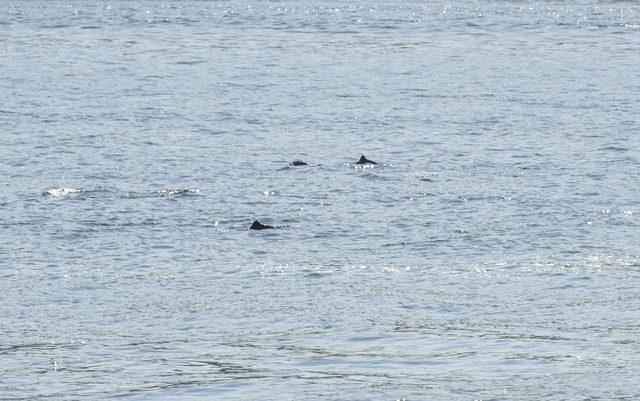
left=1, top=1, right=639, bottom=399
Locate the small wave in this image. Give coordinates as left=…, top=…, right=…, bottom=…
left=353, top=163, right=377, bottom=170
left=45, top=187, right=83, bottom=198
left=454, top=194, right=512, bottom=203
left=158, top=188, right=202, bottom=197
left=406, top=171, right=438, bottom=181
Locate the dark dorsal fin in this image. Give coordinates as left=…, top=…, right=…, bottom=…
left=250, top=220, right=275, bottom=230
left=356, top=155, right=377, bottom=165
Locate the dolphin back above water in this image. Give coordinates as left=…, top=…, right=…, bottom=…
left=355, top=155, right=378, bottom=165
left=250, top=220, right=275, bottom=230
left=290, top=160, right=310, bottom=166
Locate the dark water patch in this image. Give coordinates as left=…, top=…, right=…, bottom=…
left=0, top=342, right=83, bottom=354
left=546, top=283, right=575, bottom=290
left=382, top=241, right=409, bottom=248
left=62, top=364, right=124, bottom=373
left=570, top=275, right=593, bottom=282
left=174, top=60, right=207, bottom=65
left=329, top=30, right=362, bottom=35
left=305, top=271, right=331, bottom=278
left=510, top=154, right=533, bottom=159
left=161, top=358, right=255, bottom=374
left=367, top=24, right=400, bottom=30
left=599, top=146, right=629, bottom=152
left=174, top=17, right=200, bottom=25
left=40, top=24, right=71, bottom=29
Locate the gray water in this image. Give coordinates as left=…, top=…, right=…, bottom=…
left=1, top=1, right=640, bottom=399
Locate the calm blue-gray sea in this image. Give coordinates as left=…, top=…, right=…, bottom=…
left=1, top=0, right=639, bottom=399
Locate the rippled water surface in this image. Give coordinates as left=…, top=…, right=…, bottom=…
left=1, top=1, right=640, bottom=399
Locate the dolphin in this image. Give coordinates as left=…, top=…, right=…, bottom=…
left=290, top=160, right=310, bottom=166
left=250, top=220, right=275, bottom=230
left=355, top=155, right=378, bottom=165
